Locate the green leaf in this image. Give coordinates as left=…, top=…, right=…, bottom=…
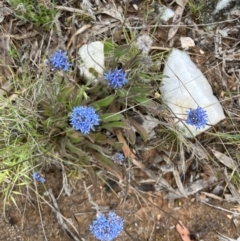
left=89, top=67, right=98, bottom=78
left=134, top=96, right=151, bottom=105
left=92, top=152, right=122, bottom=180
left=65, top=141, right=88, bottom=157
left=112, top=142, right=124, bottom=150
left=134, top=97, right=159, bottom=115
left=59, top=86, right=75, bottom=102
left=129, top=86, right=152, bottom=95
left=101, top=121, right=128, bottom=129
left=85, top=142, right=104, bottom=153
left=100, top=113, right=123, bottom=122
left=104, top=40, right=115, bottom=56
left=67, top=132, right=85, bottom=144
left=114, top=45, right=131, bottom=58
left=92, top=95, right=115, bottom=108
left=129, top=117, right=148, bottom=142
left=116, top=88, right=127, bottom=97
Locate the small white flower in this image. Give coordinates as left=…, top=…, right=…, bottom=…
left=136, top=35, right=153, bottom=54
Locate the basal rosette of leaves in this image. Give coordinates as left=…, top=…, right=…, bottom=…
left=35, top=42, right=161, bottom=178
left=43, top=42, right=162, bottom=171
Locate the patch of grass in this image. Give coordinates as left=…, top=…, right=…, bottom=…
left=187, top=0, right=205, bottom=18
left=9, top=0, right=57, bottom=29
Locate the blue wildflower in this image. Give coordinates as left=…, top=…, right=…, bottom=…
left=111, top=152, right=125, bottom=164
left=32, top=172, right=46, bottom=183
left=104, top=68, right=128, bottom=89
left=186, top=106, right=208, bottom=130
left=70, top=106, right=100, bottom=134
left=90, top=212, right=124, bottom=241
left=47, top=50, right=71, bottom=71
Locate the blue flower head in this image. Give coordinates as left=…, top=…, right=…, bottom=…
left=186, top=106, right=208, bottom=130
left=111, top=152, right=125, bottom=164
left=104, top=68, right=128, bottom=89
left=32, top=172, right=46, bottom=183
left=90, top=211, right=124, bottom=241
left=47, top=50, right=71, bottom=71
left=70, top=106, right=100, bottom=134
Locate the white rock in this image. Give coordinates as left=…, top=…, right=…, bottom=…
left=78, top=41, right=104, bottom=83
left=213, top=0, right=232, bottom=14
left=160, top=48, right=225, bottom=137
left=158, top=5, right=175, bottom=22
left=160, top=7, right=175, bottom=22
left=180, top=37, right=195, bottom=50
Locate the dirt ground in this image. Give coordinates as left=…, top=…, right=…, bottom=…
left=0, top=149, right=239, bottom=241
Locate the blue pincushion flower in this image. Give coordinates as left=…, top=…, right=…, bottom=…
left=90, top=212, right=124, bottom=241
left=111, top=152, right=125, bottom=164
left=186, top=106, right=208, bottom=130
left=47, top=50, right=71, bottom=71
left=70, top=106, right=100, bottom=134
left=104, top=68, right=128, bottom=89
left=32, top=172, right=46, bottom=183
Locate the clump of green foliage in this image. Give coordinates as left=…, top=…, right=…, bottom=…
left=0, top=29, right=164, bottom=208
left=187, top=0, right=205, bottom=18
left=9, top=0, right=57, bottom=29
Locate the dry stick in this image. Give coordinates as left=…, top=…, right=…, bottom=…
left=34, top=183, right=48, bottom=241
left=55, top=6, right=96, bottom=20
left=83, top=182, right=100, bottom=213
left=27, top=184, right=82, bottom=237
left=202, top=201, right=240, bottom=216
left=114, top=128, right=184, bottom=228
left=67, top=24, right=92, bottom=49
left=48, top=189, right=82, bottom=241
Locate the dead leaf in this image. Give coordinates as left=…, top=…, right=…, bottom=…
left=176, top=221, right=191, bottom=241
left=0, top=4, right=13, bottom=23
left=0, top=36, right=13, bottom=85
left=217, top=232, right=240, bottom=241
left=224, top=168, right=240, bottom=205
left=67, top=24, right=92, bottom=49
left=175, top=0, right=189, bottom=8
left=56, top=6, right=96, bottom=21
left=115, top=129, right=136, bottom=159
left=129, top=117, right=148, bottom=142
left=212, top=150, right=236, bottom=170
left=201, top=191, right=223, bottom=201
left=168, top=1, right=188, bottom=41
left=173, top=167, right=188, bottom=198
left=97, top=5, right=124, bottom=23
left=164, top=176, right=217, bottom=199
left=141, top=115, right=159, bottom=139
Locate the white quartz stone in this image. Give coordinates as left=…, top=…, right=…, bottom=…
left=78, top=41, right=104, bottom=83
left=160, top=7, right=175, bottom=22
left=160, top=48, right=225, bottom=137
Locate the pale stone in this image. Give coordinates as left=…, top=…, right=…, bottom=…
left=160, top=7, right=175, bottom=22
left=157, top=4, right=175, bottom=22
left=78, top=41, right=104, bottom=83
left=160, top=48, right=225, bottom=137
left=180, top=37, right=195, bottom=50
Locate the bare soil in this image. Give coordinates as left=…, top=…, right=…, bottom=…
left=0, top=150, right=239, bottom=241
